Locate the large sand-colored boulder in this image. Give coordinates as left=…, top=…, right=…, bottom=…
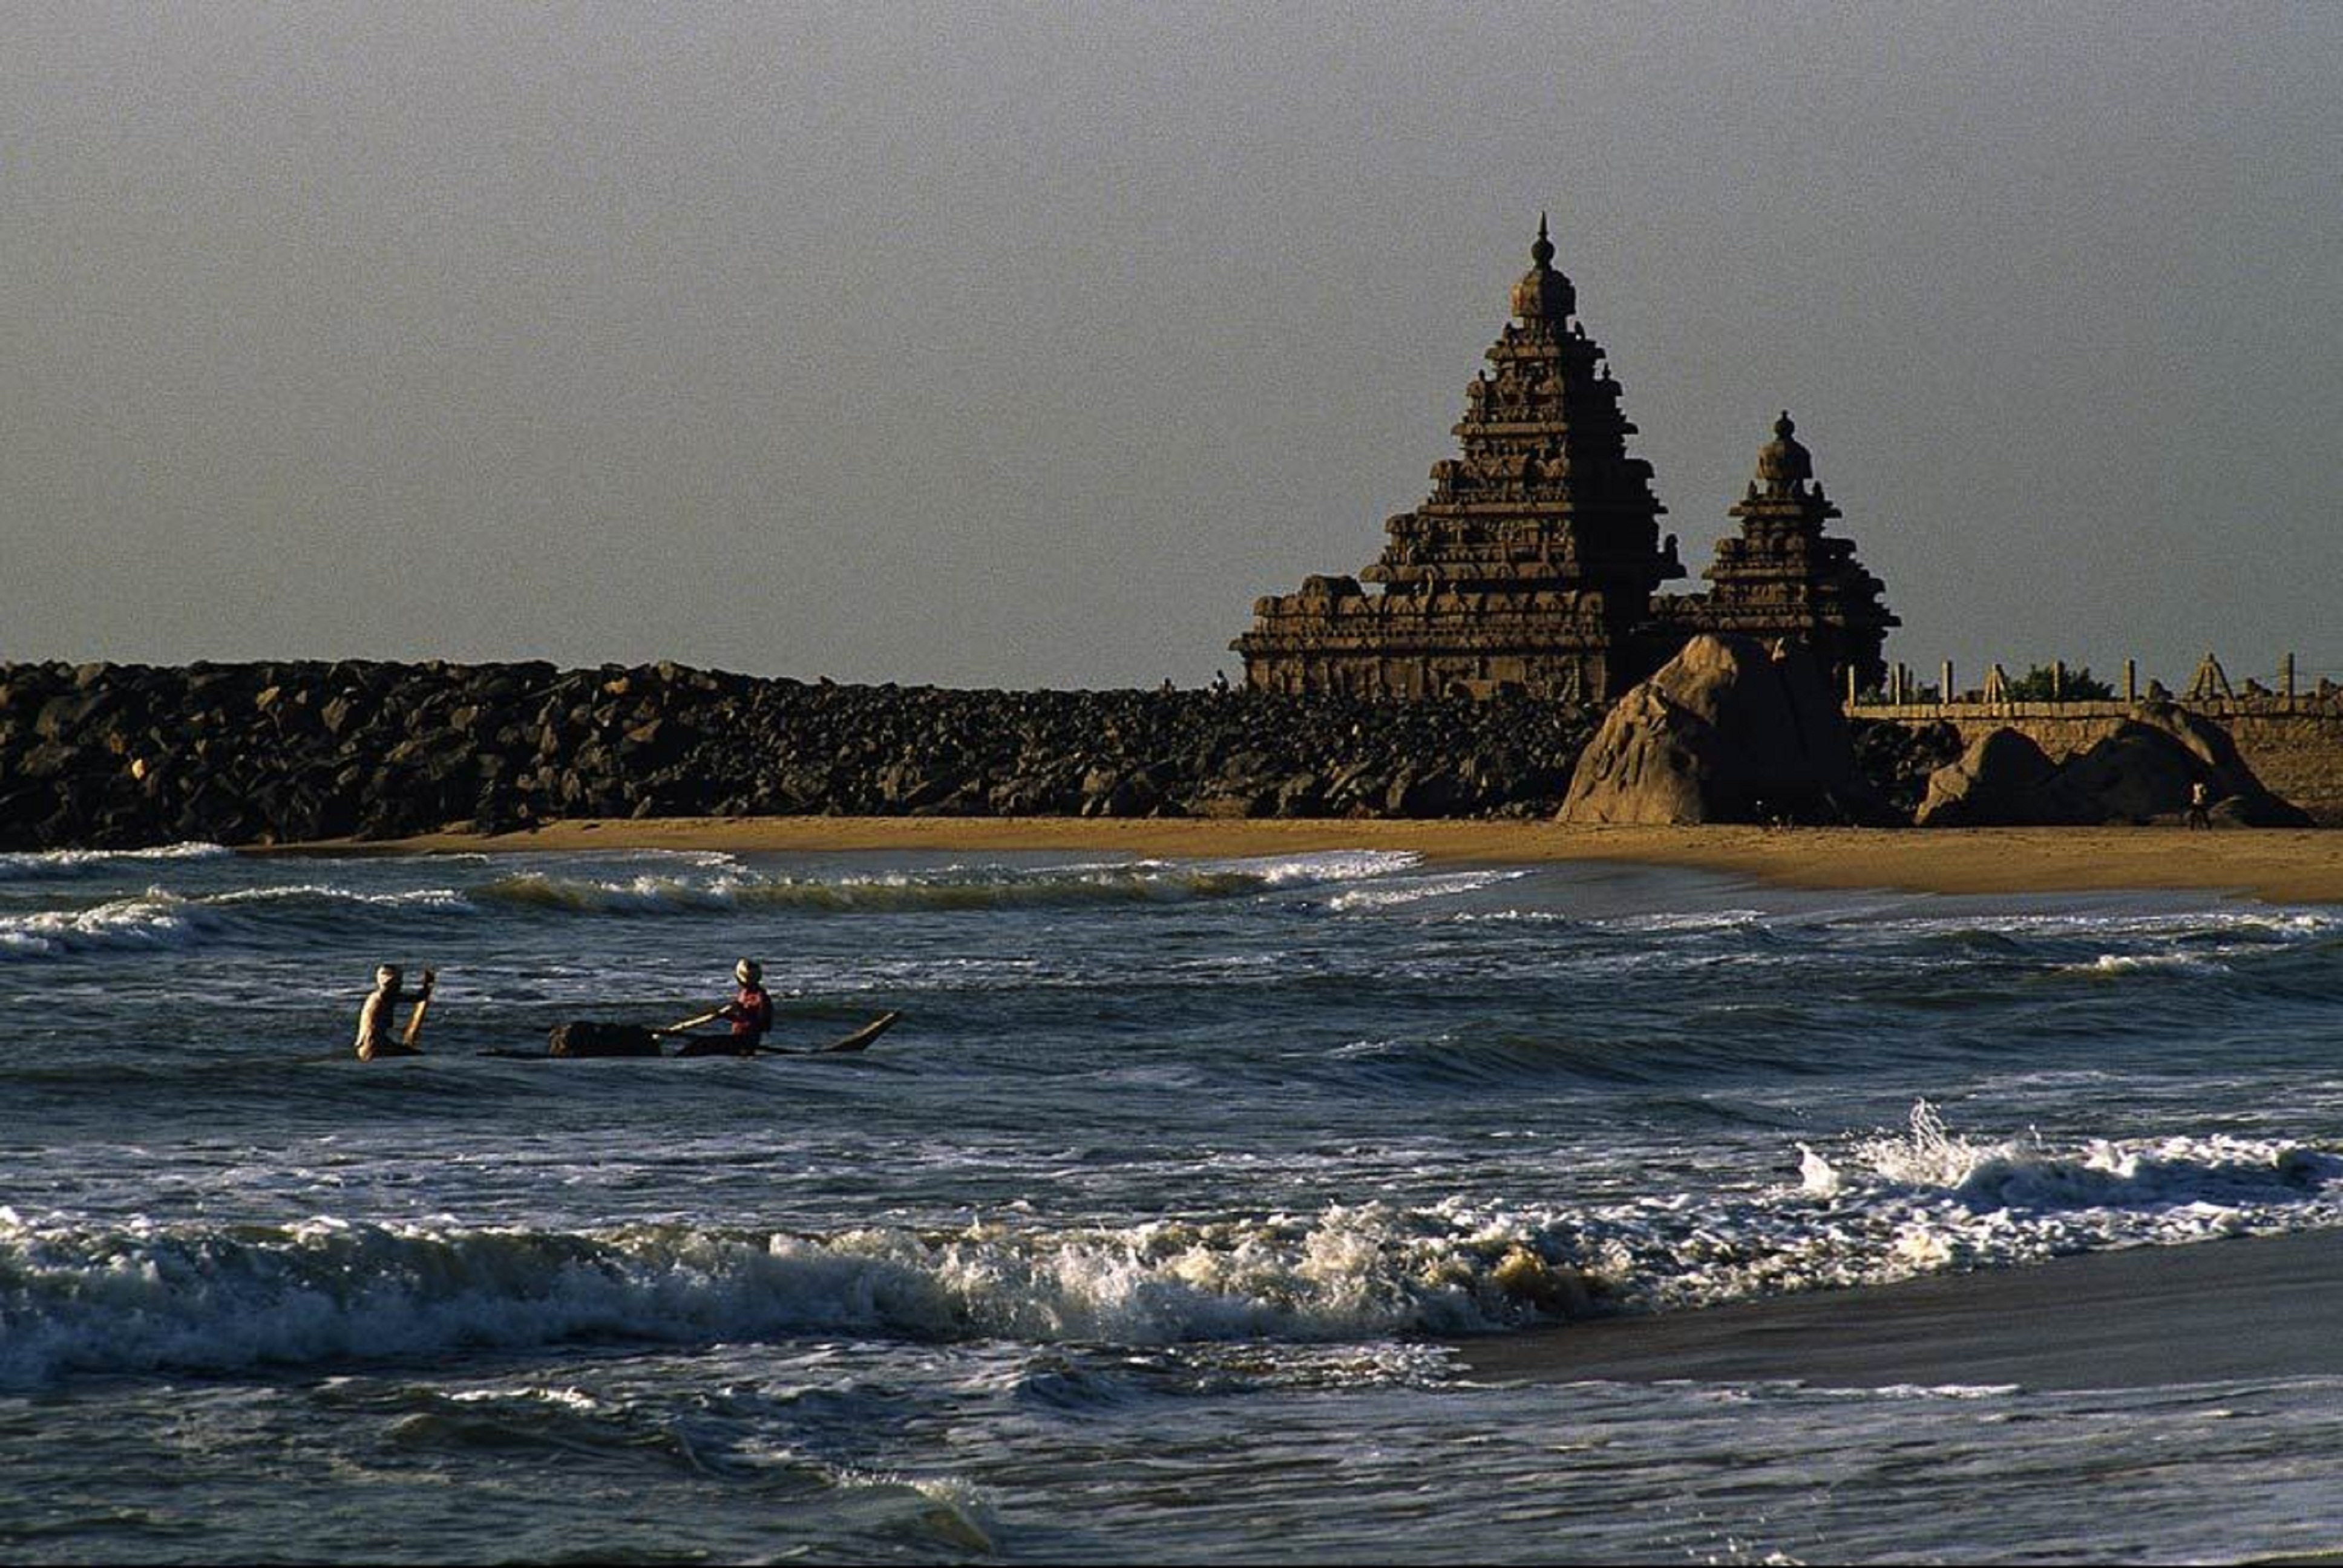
left=1917, top=705, right=2312, bottom=827
left=1913, top=728, right=2062, bottom=826
left=1559, top=635, right=1885, bottom=825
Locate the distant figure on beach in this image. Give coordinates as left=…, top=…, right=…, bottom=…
left=355, top=964, right=434, bottom=1059
left=2186, top=780, right=2212, bottom=830
left=673, top=958, right=775, bottom=1057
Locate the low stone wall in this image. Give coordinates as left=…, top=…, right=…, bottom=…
left=2212, top=710, right=2343, bottom=826
left=0, top=659, right=1599, bottom=850
left=1853, top=700, right=2343, bottom=824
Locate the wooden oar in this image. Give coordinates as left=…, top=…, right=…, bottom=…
left=652, top=1008, right=726, bottom=1037
left=401, top=968, right=437, bottom=1049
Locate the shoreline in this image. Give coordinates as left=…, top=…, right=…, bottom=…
left=1455, top=1227, right=2343, bottom=1391
left=263, top=818, right=2343, bottom=903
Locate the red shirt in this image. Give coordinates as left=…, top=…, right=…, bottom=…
left=729, top=984, right=774, bottom=1043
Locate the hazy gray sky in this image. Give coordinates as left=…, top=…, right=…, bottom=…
left=5, top=2, right=2340, bottom=691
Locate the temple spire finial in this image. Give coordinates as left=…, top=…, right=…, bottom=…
left=1754, top=408, right=1815, bottom=497
left=1512, top=212, right=1573, bottom=324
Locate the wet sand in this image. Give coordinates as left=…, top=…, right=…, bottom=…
left=1457, top=1229, right=2343, bottom=1391
left=309, top=818, right=2343, bottom=904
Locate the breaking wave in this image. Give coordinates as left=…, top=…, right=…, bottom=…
left=1323, top=867, right=1532, bottom=912
left=0, top=843, right=234, bottom=880
left=0, top=883, right=472, bottom=961
left=1781, top=1100, right=2343, bottom=1283
left=0, top=849, right=1419, bottom=961
left=0, top=890, right=231, bottom=960
left=0, top=1203, right=1555, bottom=1388
left=474, top=851, right=1423, bottom=916
left=8, top=1102, right=2341, bottom=1388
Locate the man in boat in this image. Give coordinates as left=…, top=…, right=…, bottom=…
left=672, top=958, right=775, bottom=1057
left=355, top=963, right=434, bottom=1059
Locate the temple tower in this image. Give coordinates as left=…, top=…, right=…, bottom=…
left=1666, top=411, right=1898, bottom=693
left=1233, top=218, right=1685, bottom=702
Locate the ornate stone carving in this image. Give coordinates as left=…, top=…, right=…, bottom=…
left=1232, top=226, right=1900, bottom=705
left=1231, top=217, right=1683, bottom=701
left=1664, top=411, right=1899, bottom=695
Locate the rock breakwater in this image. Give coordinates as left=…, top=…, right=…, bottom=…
left=0, top=660, right=1601, bottom=850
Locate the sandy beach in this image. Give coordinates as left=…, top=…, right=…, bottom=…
left=318, top=818, right=2343, bottom=904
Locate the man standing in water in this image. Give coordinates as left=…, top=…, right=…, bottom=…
left=355, top=964, right=434, bottom=1059
left=673, top=958, right=773, bottom=1057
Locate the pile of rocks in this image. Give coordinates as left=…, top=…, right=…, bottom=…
left=1915, top=706, right=2313, bottom=828
left=1847, top=717, right=1966, bottom=820
left=0, top=659, right=1601, bottom=849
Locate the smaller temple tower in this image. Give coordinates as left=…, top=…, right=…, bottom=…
left=1658, top=411, right=1898, bottom=694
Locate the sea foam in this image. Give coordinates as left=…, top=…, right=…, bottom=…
left=0, top=881, right=471, bottom=961
left=471, top=851, right=1421, bottom=918
left=0, top=843, right=234, bottom=880
left=8, top=1107, right=2341, bottom=1389
left=0, top=1203, right=1552, bottom=1388
left=0, top=890, right=225, bottom=961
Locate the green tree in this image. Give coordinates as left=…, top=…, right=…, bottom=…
left=2002, top=663, right=2116, bottom=701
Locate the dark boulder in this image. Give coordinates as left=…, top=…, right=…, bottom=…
left=1913, top=728, right=2062, bottom=827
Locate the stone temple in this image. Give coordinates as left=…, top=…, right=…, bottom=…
left=1232, top=219, right=1897, bottom=702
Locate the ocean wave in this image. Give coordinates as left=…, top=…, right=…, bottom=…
left=1233, top=850, right=1420, bottom=886
left=1873, top=909, right=2342, bottom=960
left=0, top=881, right=473, bottom=961
left=1775, top=1101, right=2343, bottom=1285
left=473, top=851, right=1421, bottom=917
left=1315, top=1028, right=1797, bottom=1093
left=207, top=884, right=476, bottom=914
left=8, top=1102, right=2336, bottom=1388
left=1602, top=909, right=1777, bottom=934
left=0, top=889, right=230, bottom=961
left=0, top=843, right=234, bottom=880
left=1807, top=1099, right=2343, bottom=1213
left=1323, top=867, right=1530, bottom=912
left=2069, top=951, right=2220, bottom=976
left=0, top=1203, right=1564, bottom=1388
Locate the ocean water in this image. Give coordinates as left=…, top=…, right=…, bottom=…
left=4, top=841, right=2342, bottom=1563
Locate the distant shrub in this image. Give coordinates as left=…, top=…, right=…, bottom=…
left=2002, top=663, right=2116, bottom=701
left=1854, top=682, right=1939, bottom=705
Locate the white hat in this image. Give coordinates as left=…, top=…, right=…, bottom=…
left=735, top=958, right=762, bottom=985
